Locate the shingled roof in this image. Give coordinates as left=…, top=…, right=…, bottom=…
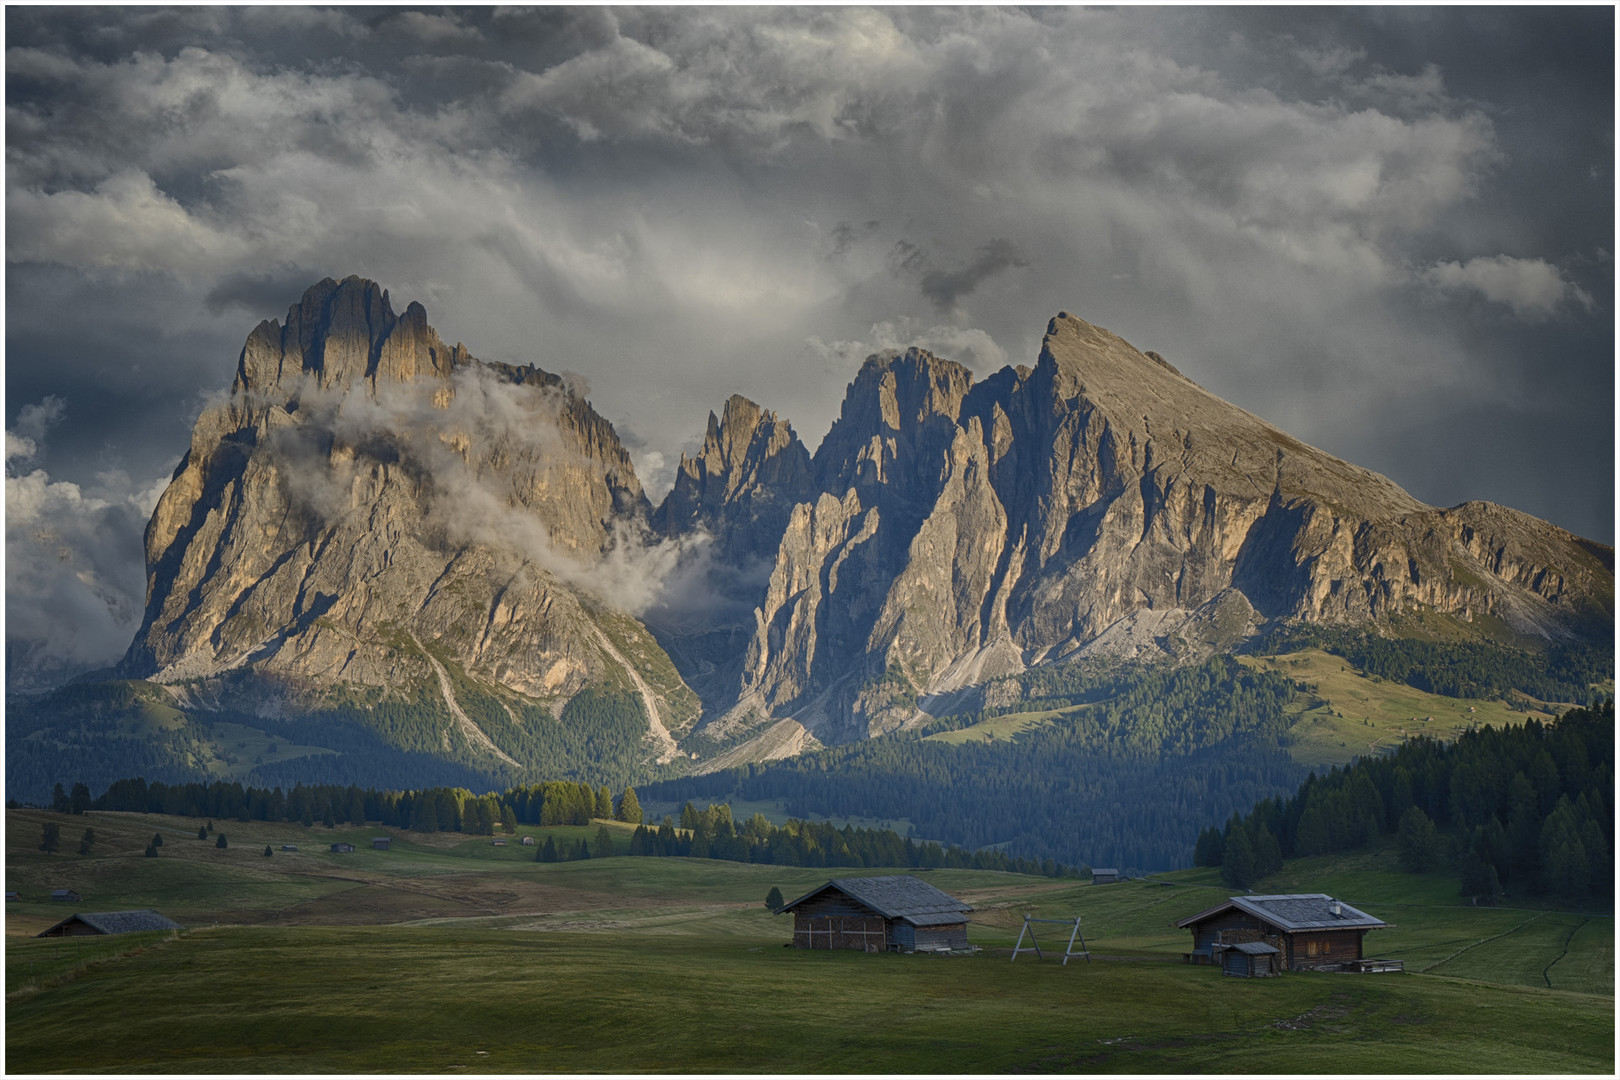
left=780, top=875, right=972, bottom=924
left=36, top=910, right=184, bottom=937
left=1175, top=893, right=1386, bottom=932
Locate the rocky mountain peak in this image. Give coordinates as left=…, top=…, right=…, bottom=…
left=234, top=275, right=469, bottom=399
left=655, top=393, right=812, bottom=545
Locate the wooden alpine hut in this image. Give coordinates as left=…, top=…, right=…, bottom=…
left=36, top=910, right=183, bottom=937
left=1176, top=893, right=1391, bottom=972
left=779, top=875, right=972, bottom=953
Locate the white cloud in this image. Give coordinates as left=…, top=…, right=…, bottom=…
left=5, top=402, right=162, bottom=688
left=1422, top=255, right=1591, bottom=320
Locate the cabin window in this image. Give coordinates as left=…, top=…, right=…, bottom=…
left=1306, top=940, right=1319, bottom=957
left=1322, top=941, right=1331, bottom=955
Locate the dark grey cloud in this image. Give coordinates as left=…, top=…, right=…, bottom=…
left=919, top=239, right=1030, bottom=312
left=5, top=6, right=1612, bottom=683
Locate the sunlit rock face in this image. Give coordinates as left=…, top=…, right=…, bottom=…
left=676, top=313, right=1612, bottom=744
left=122, top=277, right=693, bottom=764
left=121, top=279, right=1613, bottom=767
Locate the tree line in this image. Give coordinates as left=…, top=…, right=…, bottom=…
left=65, top=773, right=1077, bottom=876
left=1194, top=699, right=1613, bottom=904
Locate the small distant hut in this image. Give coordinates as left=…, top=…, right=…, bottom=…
left=37, top=910, right=183, bottom=937
left=491, top=838, right=506, bottom=846
left=1091, top=868, right=1119, bottom=885
left=5, top=891, right=19, bottom=902
left=50, top=889, right=81, bottom=903
left=1176, top=894, right=1392, bottom=972
left=371, top=837, right=391, bottom=850
left=779, top=875, right=972, bottom=953
left=330, top=842, right=355, bottom=853
left=280, top=845, right=299, bottom=852
left=521, top=836, right=536, bottom=846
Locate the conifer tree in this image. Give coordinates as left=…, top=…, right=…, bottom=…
left=618, top=787, right=642, bottom=825
left=595, top=824, right=614, bottom=858
left=151, top=832, right=163, bottom=848
left=264, top=845, right=274, bottom=857
left=78, top=828, right=95, bottom=855
left=765, top=886, right=784, bottom=911
left=215, top=833, right=228, bottom=849
left=540, top=836, right=558, bottom=863
left=39, top=822, right=60, bottom=853
left=198, top=825, right=208, bottom=840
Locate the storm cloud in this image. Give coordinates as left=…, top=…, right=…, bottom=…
left=5, top=6, right=1613, bottom=684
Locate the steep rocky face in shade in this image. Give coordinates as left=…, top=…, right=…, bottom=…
left=670, top=313, right=1613, bottom=747
left=122, top=276, right=695, bottom=766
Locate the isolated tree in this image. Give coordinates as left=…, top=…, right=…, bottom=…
left=197, top=825, right=208, bottom=841
left=39, top=822, right=60, bottom=853
left=216, top=834, right=229, bottom=849
left=69, top=782, right=91, bottom=815
left=1396, top=807, right=1440, bottom=873
left=765, top=886, right=784, bottom=911
left=78, top=828, right=96, bottom=855
left=264, top=844, right=275, bottom=858
left=595, top=824, right=615, bottom=858
left=617, top=787, right=643, bottom=825
left=151, top=832, right=163, bottom=848
left=52, top=784, right=70, bottom=813
left=540, top=836, right=558, bottom=863
left=501, top=806, right=517, bottom=835
left=595, top=784, right=614, bottom=820
left=144, top=842, right=159, bottom=858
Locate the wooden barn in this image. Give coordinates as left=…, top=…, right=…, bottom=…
left=330, top=842, right=355, bottom=853
left=1092, top=868, right=1119, bottom=885
left=779, top=875, right=972, bottom=953
left=1176, top=894, right=1391, bottom=973
left=37, top=910, right=183, bottom=937
left=371, top=837, right=391, bottom=850
left=50, top=889, right=81, bottom=903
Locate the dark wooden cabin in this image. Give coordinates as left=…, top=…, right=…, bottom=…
left=1091, top=868, right=1119, bottom=885
left=37, top=910, right=183, bottom=937
left=371, top=837, right=391, bottom=850
left=1176, top=894, right=1389, bottom=972
left=49, top=889, right=81, bottom=903
left=779, top=875, right=972, bottom=953
left=330, top=842, right=355, bottom=853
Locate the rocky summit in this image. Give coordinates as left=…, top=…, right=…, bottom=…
left=116, top=279, right=1613, bottom=774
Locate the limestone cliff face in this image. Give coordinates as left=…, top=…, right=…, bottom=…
left=674, top=313, right=1613, bottom=744
left=122, top=276, right=694, bottom=764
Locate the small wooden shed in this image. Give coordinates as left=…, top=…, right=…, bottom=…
left=371, top=837, right=391, bottom=850
left=280, top=845, right=299, bottom=852
left=1092, top=868, right=1119, bottom=885
left=779, top=875, right=972, bottom=953
left=1176, top=894, right=1389, bottom=972
left=50, top=889, right=81, bottom=903
left=37, top=910, right=184, bottom=937
left=330, top=842, right=355, bottom=853
left=1221, top=940, right=1279, bottom=978
left=521, top=836, right=536, bottom=846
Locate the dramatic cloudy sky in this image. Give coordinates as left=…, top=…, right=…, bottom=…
left=5, top=5, right=1614, bottom=686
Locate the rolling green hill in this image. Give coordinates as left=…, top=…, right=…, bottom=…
left=5, top=807, right=1612, bottom=1073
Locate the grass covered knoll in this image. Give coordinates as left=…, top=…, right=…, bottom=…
left=6, top=809, right=1613, bottom=1072
left=7, top=923, right=1612, bottom=1074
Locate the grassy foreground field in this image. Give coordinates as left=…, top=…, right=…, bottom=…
left=5, top=808, right=1613, bottom=1073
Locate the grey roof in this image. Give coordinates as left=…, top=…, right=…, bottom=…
left=1176, top=894, right=1386, bottom=932
left=37, top=910, right=183, bottom=937
left=1229, top=941, right=1279, bottom=955
left=780, top=875, right=972, bottom=923
left=1092, top=869, right=1119, bottom=875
